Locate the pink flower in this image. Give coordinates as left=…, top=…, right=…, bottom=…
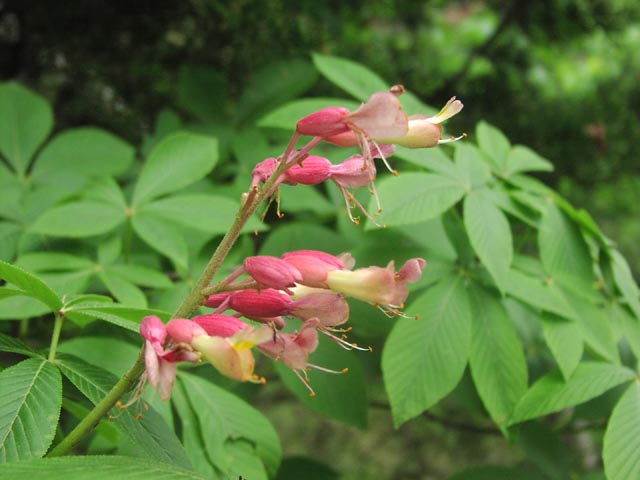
left=140, top=316, right=199, bottom=400
left=289, top=291, right=350, bottom=328
left=376, top=97, right=465, bottom=148
left=258, top=319, right=320, bottom=371
left=325, top=258, right=427, bottom=315
left=227, top=288, right=293, bottom=318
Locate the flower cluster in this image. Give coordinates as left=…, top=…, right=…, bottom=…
left=141, top=251, right=426, bottom=398
left=255, top=87, right=463, bottom=223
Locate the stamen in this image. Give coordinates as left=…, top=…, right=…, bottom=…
left=294, top=370, right=316, bottom=397
left=437, top=132, right=466, bottom=144
left=320, top=329, right=372, bottom=351
left=307, top=363, right=350, bottom=374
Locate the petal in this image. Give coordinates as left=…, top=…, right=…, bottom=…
left=166, top=319, right=207, bottom=343
left=296, top=106, right=351, bottom=137
left=192, top=313, right=249, bottom=338
left=140, top=315, right=167, bottom=356
left=156, top=359, right=178, bottom=401
left=346, top=92, right=408, bottom=139
left=244, top=255, right=303, bottom=290
left=227, top=288, right=293, bottom=318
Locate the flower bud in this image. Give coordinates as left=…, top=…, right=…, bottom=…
left=244, top=255, right=303, bottom=290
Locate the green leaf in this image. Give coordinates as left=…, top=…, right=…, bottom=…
left=56, top=355, right=191, bottom=469
left=139, top=193, right=261, bottom=235
left=453, top=143, right=492, bottom=189
left=312, top=53, right=388, bottom=101
left=0, top=332, right=38, bottom=357
left=370, top=172, right=466, bottom=229
left=16, top=252, right=95, bottom=272
left=541, top=312, right=584, bottom=380
left=30, top=201, right=126, bottom=238
left=259, top=98, right=360, bottom=130
left=0, top=286, right=27, bottom=300
left=468, top=284, right=527, bottom=429
left=63, top=304, right=170, bottom=332
left=463, top=190, right=513, bottom=294
left=178, top=64, right=228, bottom=123
left=0, top=456, right=206, bottom=480
left=509, top=362, right=636, bottom=425
left=518, top=421, right=571, bottom=480
left=132, top=213, right=189, bottom=268
left=0, top=259, right=62, bottom=310
left=476, top=121, right=511, bottom=175
left=177, top=372, right=281, bottom=478
left=57, top=337, right=139, bottom=377
left=274, top=334, right=368, bottom=428
left=275, top=457, right=339, bottom=480
left=538, top=202, right=594, bottom=289
left=132, top=132, right=218, bottom=205
left=506, top=145, right=553, bottom=175
left=382, top=275, right=472, bottom=427
left=107, top=264, right=172, bottom=289
left=505, top=267, right=576, bottom=319
left=392, top=145, right=457, bottom=175
left=31, top=127, right=134, bottom=179
left=236, top=59, right=318, bottom=124
left=610, top=249, right=640, bottom=319
left=604, top=381, right=640, bottom=480
left=97, top=270, right=148, bottom=307
left=171, top=386, right=221, bottom=479
left=0, top=82, right=53, bottom=175
left=0, top=358, right=62, bottom=461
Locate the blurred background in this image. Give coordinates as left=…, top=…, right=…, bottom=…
left=2, top=1, right=639, bottom=478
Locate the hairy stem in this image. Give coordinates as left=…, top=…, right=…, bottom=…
left=47, top=134, right=319, bottom=456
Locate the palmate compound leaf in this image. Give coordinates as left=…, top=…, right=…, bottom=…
left=0, top=259, right=62, bottom=311
left=0, top=456, right=207, bottom=480
left=463, top=189, right=513, bottom=295
left=368, top=172, right=467, bottom=230
left=132, top=132, right=218, bottom=206
left=509, top=362, right=636, bottom=425
left=55, top=354, right=191, bottom=469
left=0, top=82, right=53, bottom=176
left=382, top=274, right=472, bottom=427
left=0, top=358, right=62, bottom=461
left=604, top=381, right=640, bottom=480
left=176, top=372, right=281, bottom=479
left=468, top=284, right=527, bottom=430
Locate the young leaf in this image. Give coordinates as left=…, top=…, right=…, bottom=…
left=259, top=98, right=360, bottom=130
left=463, top=190, right=513, bottom=294
left=0, top=82, right=53, bottom=176
left=138, top=193, right=262, bottom=235
left=97, top=270, right=148, bottom=308
left=31, top=127, right=134, bottom=179
left=274, top=334, right=368, bottom=428
left=132, top=213, right=189, bottom=268
left=468, top=284, right=527, bottom=429
left=476, top=121, right=511, bottom=175
left=0, top=358, right=62, bottom=461
left=603, top=381, right=640, bottom=480
left=177, top=372, right=281, bottom=478
left=370, top=172, right=466, bottom=229
left=63, top=304, right=170, bottom=332
left=506, top=145, right=553, bottom=175
left=132, top=132, right=218, bottom=206
left=235, top=59, right=318, bottom=124
left=312, top=53, right=388, bottom=101
left=509, top=362, right=636, bottom=425
left=610, top=249, right=640, bottom=319
left=30, top=201, right=126, bottom=238
left=538, top=202, right=594, bottom=290
left=0, top=259, right=62, bottom=311
left=56, top=355, right=191, bottom=469
left=541, top=312, right=584, bottom=380
left=0, top=456, right=206, bottom=480
left=382, top=275, right=472, bottom=427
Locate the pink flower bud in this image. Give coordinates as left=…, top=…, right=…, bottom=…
left=166, top=319, right=207, bottom=343
left=296, top=107, right=351, bottom=137
left=281, top=250, right=346, bottom=288
left=228, top=288, right=293, bottom=317
left=192, top=313, right=249, bottom=338
left=140, top=315, right=167, bottom=356
left=244, top=255, right=303, bottom=290
left=204, top=292, right=231, bottom=309
left=283, top=155, right=332, bottom=185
